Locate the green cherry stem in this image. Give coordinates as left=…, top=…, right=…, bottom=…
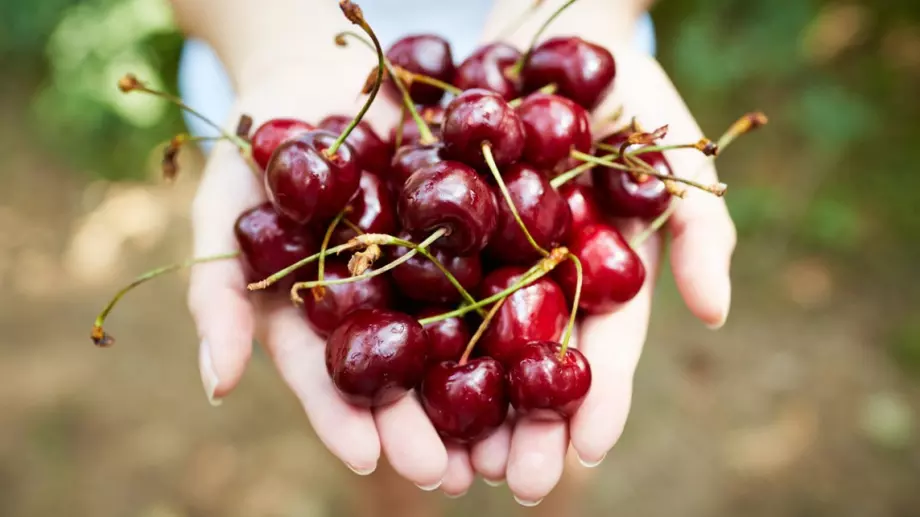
left=314, top=209, right=350, bottom=300
left=395, top=66, right=462, bottom=95
left=559, top=252, right=582, bottom=357
left=571, top=150, right=727, bottom=196
left=458, top=297, right=507, bottom=365
left=248, top=241, right=362, bottom=291
left=507, top=83, right=557, bottom=108
left=508, top=0, right=580, bottom=78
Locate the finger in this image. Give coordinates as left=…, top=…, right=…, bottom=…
left=441, top=445, right=475, bottom=498
left=260, top=297, right=381, bottom=474
left=505, top=417, right=569, bottom=506
left=470, top=418, right=513, bottom=485
left=374, top=394, right=449, bottom=490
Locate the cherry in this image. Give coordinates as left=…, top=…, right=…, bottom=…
left=485, top=163, right=571, bottom=265
left=234, top=202, right=318, bottom=289
left=420, top=357, right=509, bottom=443
left=417, top=306, right=470, bottom=364
left=506, top=341, right=591, bottom=419
left=388, top=106, right=444, bottom=150
left=516, top=93, right=592, bottom=173
left=558, top=183, right=604, bottom=232
left=330, top=171, right=398, bottom=245
left=591, top=132, right=673, bottom=219
left=264, top=130, right=361, bottom=224
left=390, top=231, right=482, bottom=304
left=555, top=222, right=646, bottom=313
left=318, top=115, right=390, bottom=174
left=325, top=308, right=429, bottom=407
left=388, top=143, right=443, bottom=193
left=250, top=118, right=315, bottom=171
left=386, top=34, right=456, bottom=106
left=441, top=88, right=526, bottom=170
left=398, top=160, right=498, bottom=255
left=521, top=37, right=615, bottom=110
left=454, top=43, right=522, bottom=101
left=477, top=267, right=569, bottom=365
left=303, top=260, right=395, bottom=337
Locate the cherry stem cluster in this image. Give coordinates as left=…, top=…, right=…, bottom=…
left=571, top=150, right=727, bottom=196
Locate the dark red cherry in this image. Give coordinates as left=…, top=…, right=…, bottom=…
left=391, top=231, right=482, bottom=304
left=558, top=183, right=603, bottom=232
left=485, top=163, right=571, bottom=265
left=420, top=357, right=509, bottom=442
left=516, top=93, right=592, bottom=173
left=591, top=132, right=673, bottom=219
left=454, top=43, right=522, bottom=101
left=478, top=267, right=569, bottom=365
left=325, top=308, right=429, bottom=407
left=388, top=143, right=443, bottom=193
left=417, top=306, right=470, bottom=364
left=522, top=37, right=616, bottom=110
left=388, top=106, right=444, bottom=150
left=234, top=202, right=318, bottom=289
left=303, top=261, right=395, bottom=337
left=330, top=171, right=398, bottom=245
left=441, top=88, right=526, bottom=170
left=251, top=118, right=315, bottom=171
left=555, top=222, right=645, bottom=313
left=318, top=115, right=390, bottom=174
left=398, top=161, right=498, bottom=255
left=506, top=341, right=591, bottom=419
left=386, top=34, right=455, bottom=106
left=264, top=130, right=361, bottom=225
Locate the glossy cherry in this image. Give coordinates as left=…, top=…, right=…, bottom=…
left=441, top=88, right=526, bottom=170
left=555, top=222, right=646, bottom=313
left=398, top=160, right=498, bottom=255
left=522, top=37, right=616, bottom=110
left=391, top=231, right=482, bottom=304
left=517, top=93, right=592, bottom=173
left=318, top=115, right=390, bottom=174
left=558, top=183, right=604, bottom=232
left=388, top=143, right=443, bottom=193
left=388, top=106, right=444, bottom=150
left=477, top=267, right=569, bottom=365
left=264, top=130, right=361, bottom=224
left=325, top=308, right=429, bottom=407
left=386, top=34, right=455, bottom=106
left=251, top=118, right=315, bottom=171
left=454, top=43, right=522, bottom=101
left=234, top=202, right=318, bottom=288
left=591, top=131, right=673, bottom=219
left=303, top=261, right=395, bottom=337
left=506, top=341, right=591, bottom=419
left=420, top=357, right=509, bottom=442
left=485, top=163, right=571, bottom=265
left=417, top=306, right=470, bottom=364
left=330, top=171, right=398, bottom=245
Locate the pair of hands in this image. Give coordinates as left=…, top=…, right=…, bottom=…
left=185, top=10, right=736, bottom=505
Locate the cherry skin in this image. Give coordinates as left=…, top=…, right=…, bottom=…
left=454, top=43, right=523, bottom=101
left=317, top=115, right=390, bottom=175
left=264, top=130, right=361, bottom=225
left=330, top=171, right=398, bottom=245
left=325, top=308, right=429, bottom=407
left=521, top=37, right=616, bottom=110
left=234, top=202, right=318, bottom=289
left=558, top=183, right=604, bottom=232
left=386, top=34, right=456, bottom=106
left=251, top=118, right=315, bottom=171
left=388, top=143, right=443, bottom=193
left=506, top=341, right=591, bottom=419
left=420, top=357, right=509, bottom=443
left=398, top=160, right=499, bottom=255
left=417, top=306, right=470, bottom=364
left=303, top=261, right=395, bottom=337
left=477, top=267, right=569, bottom=365
left=516, top=93, right=592, bottom=173
left=391, top=231, right=482, bottom=304
left=591, top=131, right=673, bottom=219
left=485, top=163, right=571, bottom=265
left=441, top=88, right=526, bottom=170
left=555, top=222, right=646, bottom=313
left=388, top=105, right=444, bottom=150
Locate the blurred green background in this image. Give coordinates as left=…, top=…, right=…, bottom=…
left=1, top=0, right=919, bottom=516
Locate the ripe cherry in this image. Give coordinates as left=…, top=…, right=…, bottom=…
left=506, top=341, right=591, bottom=419
left=386, top=34, right=455, bottom=106
left=454, top=43, right=522, bottom=101
left=303, top=261, right=395, bottom=337
left=558, top=183, right=604, bottom=232
left=485, top=163, right=571, bottom=265
left=388, top=106, right=444, bottom=150
left=421, top=357, right=509, bottom=443
left=516, top=93, right=592, bottom=173
left=264, top=130, right=361, bottom=225
left=391, top=232, right=482, bottom=304
left=555, top=222, right=645, bottom=313
left=477, top=267, right=569, bottom=365
left=330, top=171, right=397, bottom=245
left=318, top=115, right=390, bottom=174
left=417, top=306, right=470, bottom=364
left=592, top=131, right=673, bottom=219
left=325, top=308, right=429, bottom=407
left=441, top=88, right=526, bottom=170
left=388, top=143, right=443, bottom=193
left=251, top=118, right=315, bottom=171
left=234, top=202, right=318, bottom=289
left=522, top=37, right=615, bottom=110
left=398, top=160, right=498, bottom=255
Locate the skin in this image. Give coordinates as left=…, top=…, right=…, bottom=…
left=171, top=0, right=735, bottom=506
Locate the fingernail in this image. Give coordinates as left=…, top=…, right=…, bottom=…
left=444, top=490, right=468, bottom=499
left=345, top=462, right=377, bottom=476
left=514, top=495, right=543, bottom=507
left=200, top=340, right=222, bottom=407
left=577, top=451, right=606, bottom=468
left=483, top=477, right=505, bottom=487
left=415, top=480, right=443, bottom=491
left=707, top=298, right=730, bottom=330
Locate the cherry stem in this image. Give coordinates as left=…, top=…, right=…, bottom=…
left=495, top=0, right=542, bottom=41
left=571, top=150, right=727, bottom=196
left=248, top=241, right=363, bottom=291
left=507, top=83, right=557, bottom=108
left=314, top=209, right=350, bottom=301
left=559, top=253, right=582, bottom=357
left=594, top=140, right=718, bottom=157
left=395, top=66, right=462, bottom=95
left=508, top=0, right=580, bottom=78
left=481, top=142, right=549, bottom=257
left=91, top=252, right=240, bottom=348
left=458, top=297, right=507, bottom=365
